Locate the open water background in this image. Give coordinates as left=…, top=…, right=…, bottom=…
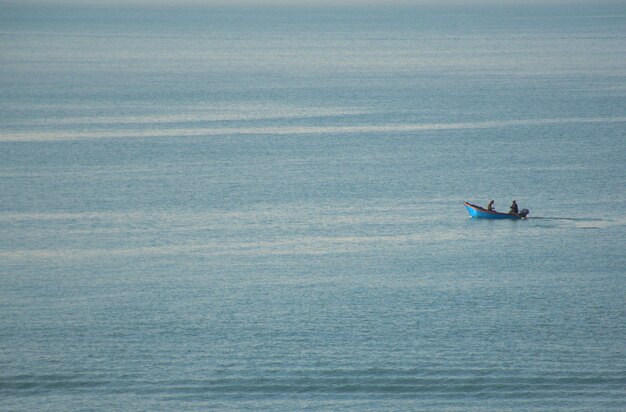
left=1, top=3, right=625, bottom=410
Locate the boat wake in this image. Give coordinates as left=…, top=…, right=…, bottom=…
left=530, top=217, right=606, bottom=221
left=528, top=216, right=616, bottom=229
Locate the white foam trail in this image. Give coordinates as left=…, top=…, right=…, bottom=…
left=0, top=202, right=460, bottom=260
left=0, top=231, right=463, bottom=261
left=2, top=116, right=625, bottom=142
left=6, top=108, right=371, bottom=127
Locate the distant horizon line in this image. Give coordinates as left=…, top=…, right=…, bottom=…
left=2, top=0, right=624, bottom=7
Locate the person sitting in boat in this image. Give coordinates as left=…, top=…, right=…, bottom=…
left=509, top=200, right=519, bottom=214
left=487, top=200, right=495, bottom=211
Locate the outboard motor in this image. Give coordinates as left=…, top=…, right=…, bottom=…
left=518, top=209, right=529, bottom=218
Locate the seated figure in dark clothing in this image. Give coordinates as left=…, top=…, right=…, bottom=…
left=487, top=200, right=495, bottom=211
left=509, top=200, right=519, bottom=214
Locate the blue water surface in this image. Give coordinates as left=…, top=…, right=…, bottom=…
left=1, top=3, right=625, bottom=410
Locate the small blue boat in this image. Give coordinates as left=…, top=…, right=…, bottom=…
left=464, top=201, right=529, bottom=219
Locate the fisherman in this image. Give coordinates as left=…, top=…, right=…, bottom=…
left=487, top=200, right=495, bottom=211
left=509, top=200, right=519, bottom=214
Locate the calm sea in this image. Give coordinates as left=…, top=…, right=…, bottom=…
left=1, top=3, right=625, bottom=410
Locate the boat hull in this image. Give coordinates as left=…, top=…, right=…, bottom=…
left=464, top=201, right=526, bottom=219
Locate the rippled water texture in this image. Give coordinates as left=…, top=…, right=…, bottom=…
left=1, top=4, right=625, bottom=410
